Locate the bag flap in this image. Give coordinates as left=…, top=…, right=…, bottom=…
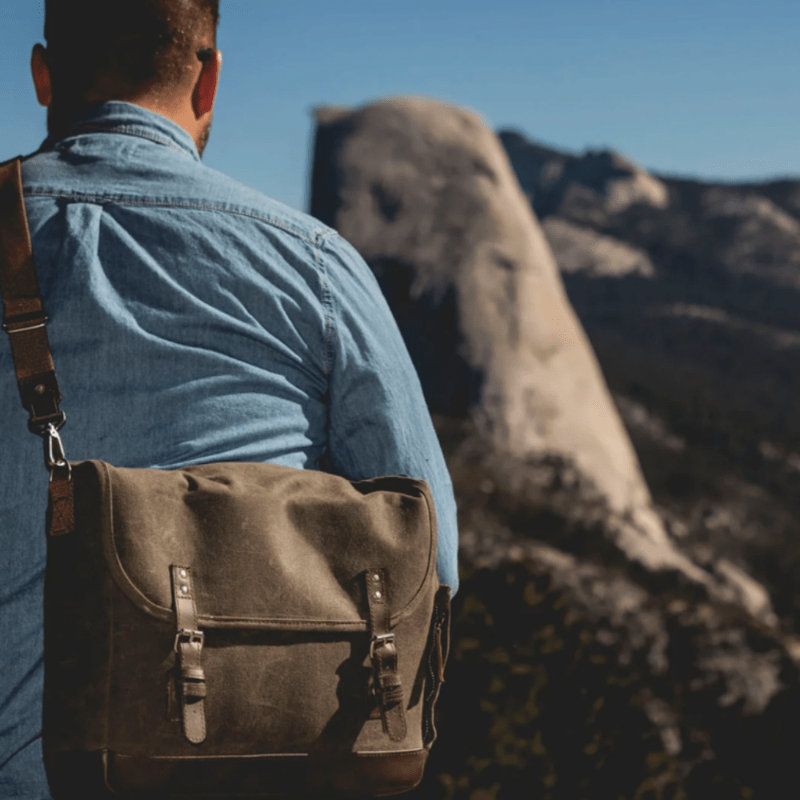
left=86, top=460, right=437, bottom=631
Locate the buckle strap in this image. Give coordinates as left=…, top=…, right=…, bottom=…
left=170, top=566, right=207, bottom=744
left=423, top=585, right=451, bottom=748
left=0, top=159, right=67, bottom=450
left=0, top=158, right=65, bottom=469
left=364, top=568, right=407, bottom=742
left=47, top=465, right=75, bottom=537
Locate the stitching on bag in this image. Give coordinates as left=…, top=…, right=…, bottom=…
left=199, top=616, right=367, bottom=628
left=110, top=749, right=424, bottom=761
left=353, top=750, right=425, bottom=759
left=51, top=496, right=70, bottom=531
left=423, top=604, right=441, bottom=743
left=387, top=481, right=437, bottom=628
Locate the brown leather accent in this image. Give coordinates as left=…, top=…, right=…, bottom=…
left=366, top=568, right=407, bottom=742
left=0, top=158, right=64, bottom=430
left=45, top=748, right=429, bottom=798
left=47, top=469, right=75, bottom=536
left=423, top=585, right=451, bottom=748
left=171, top=565, right=207, bottom=744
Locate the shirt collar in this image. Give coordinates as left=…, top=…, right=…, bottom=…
left=38, top=101, right=201, bottom=162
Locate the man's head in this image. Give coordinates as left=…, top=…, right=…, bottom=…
left=33, top=0, right=222, bottom=156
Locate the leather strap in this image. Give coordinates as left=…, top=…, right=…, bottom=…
left=47, top=469, right=75, bottom=537
left=423, top=585, right=451, bottom=748
left=365, top=568, right=406, bottom=742
left=170, top=565, right=207, bottom=745
left=0, top=158, right=65, bottom=433
left=0, top=157, right=74, bottom=535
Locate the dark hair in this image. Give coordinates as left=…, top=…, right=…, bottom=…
left=44, top=0, right=220, bottom=99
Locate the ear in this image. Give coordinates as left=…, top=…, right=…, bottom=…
left=31, top=44, right=53, bottom=107
left=192, top=49, right=222, bottom=119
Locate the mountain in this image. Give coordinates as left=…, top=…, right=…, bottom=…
left=499, top=128, right=800, bottom=634
left=311, top=97, right=800, bottom=799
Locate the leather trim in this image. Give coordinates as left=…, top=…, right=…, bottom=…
left=171, top=565, right=207, bottom=745
left=46, top=748, right=429, bottom=798
left=366, top=568, right=407, bottom=742
left=0, top=158, right=65, bottom=429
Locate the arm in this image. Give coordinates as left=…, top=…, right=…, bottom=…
left=320, top=233, right=459, bottom=594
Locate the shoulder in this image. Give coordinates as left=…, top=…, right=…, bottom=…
left=198, top=170, right=378, bottom=299
left=20, top=145, right=378, bottom=300
left=197, top=167, right=381, bottom=296
left=189, top=162, right=343, bottom=248
left=21, top=147, right=341, bottom=250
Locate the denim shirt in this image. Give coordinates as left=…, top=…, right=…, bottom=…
left=0, top=102, right=458, bottom=797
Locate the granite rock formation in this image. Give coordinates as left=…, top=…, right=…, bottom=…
left=499, top=129, right=800, bottom=641
left=311, top=97, right=799, bottom=798
left=499, top=130, right=669, bottom=225
left=312, top=97, right=705, bottom=581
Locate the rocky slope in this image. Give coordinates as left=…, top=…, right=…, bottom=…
left=499, top=129, right=800, bottom=638
left=310, top=97, right=800, bottom=798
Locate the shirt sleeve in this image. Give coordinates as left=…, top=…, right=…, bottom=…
left=320, top=232, right=459, bottom=594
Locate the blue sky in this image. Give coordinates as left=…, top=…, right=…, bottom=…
left=2, top=0, right=799, bottom=212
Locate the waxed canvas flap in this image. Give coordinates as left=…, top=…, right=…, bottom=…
left=87, top=459, right=437, bottom=630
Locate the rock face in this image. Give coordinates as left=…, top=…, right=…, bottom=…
left=500, top=128, right=800, bottom=639
left=541, top=216, right=656, bottom=278
left=499, top=130, right=669, bottom=224
left=312, top=97, right=701, bottom=579
left=310, top=97, right=798, bottom=799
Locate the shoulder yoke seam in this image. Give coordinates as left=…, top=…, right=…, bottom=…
left=56, top=124, right=195, bottom=159
left=315, top=229, right=335, bottom=377
left=23, top=190, right=326, bottom=247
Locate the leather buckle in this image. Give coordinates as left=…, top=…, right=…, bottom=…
left=369, top=632, right=395, bottom=659
left=174, top=629, right=205, bottom=653
left=23, top=373, right=65, bottom=436
left=29, top=410, right=65, bottom=435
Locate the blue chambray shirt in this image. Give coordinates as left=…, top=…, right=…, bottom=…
left=0, top=101, right=458, bottom=797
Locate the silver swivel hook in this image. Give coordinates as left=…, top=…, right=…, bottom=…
left=43, top=422, right=71, bottom=480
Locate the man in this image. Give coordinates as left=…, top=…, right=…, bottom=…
left=0, top=2, right=459, bottom=796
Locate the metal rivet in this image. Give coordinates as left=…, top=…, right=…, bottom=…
left=34, top=384, right=46, bottom=395
left=180, top=585, right=189, bottom=594
left=179, top=569, right=187, bottom=579
left=374, top=591, right=382, bottom=599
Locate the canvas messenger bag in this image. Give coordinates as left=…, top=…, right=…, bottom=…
left=0, top=157, right=451, bottom=798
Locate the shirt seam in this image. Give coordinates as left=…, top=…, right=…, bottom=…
left=315, top=229, right=336, bottom=377
left=23, top=190, right=328, bottom=247
left=57, top=123, right=197, bottom=160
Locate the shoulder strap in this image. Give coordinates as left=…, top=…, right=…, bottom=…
left=0, top=157, right=66, bottom=437
left=0, top=157, right=73, bottom=534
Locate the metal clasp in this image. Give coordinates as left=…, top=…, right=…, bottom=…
left=43, top=422, right=68, bottom=470
left=369, top=632, right=395, bottom=659
left=2, top=320, right=47, bottom=334
left=2, top=312, right=49, bottom=334
left=174, top=629, right=205, bottom=653
left=41, top=422, right=71, bottom=482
